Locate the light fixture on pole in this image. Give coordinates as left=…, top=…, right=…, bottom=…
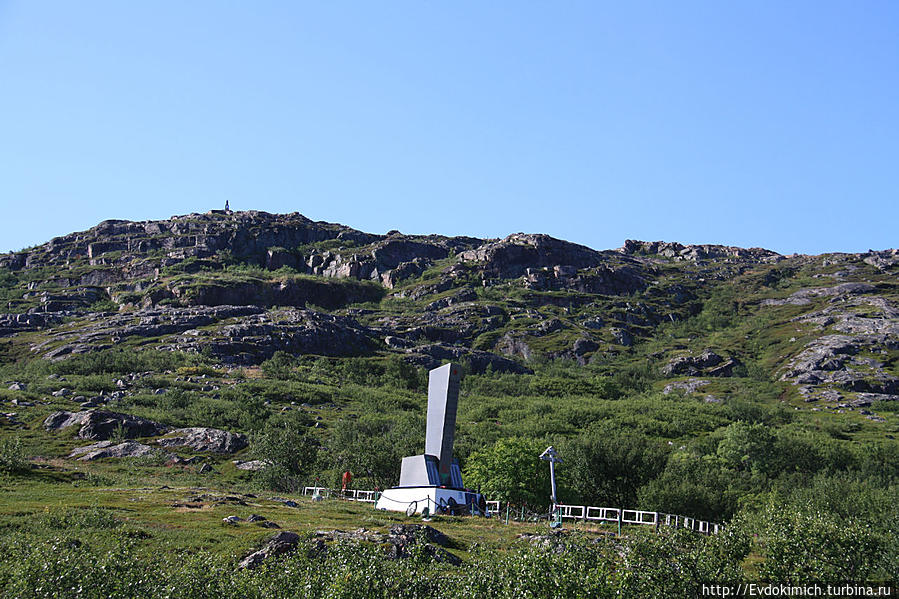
left=539, top=446, right=562, bottom=506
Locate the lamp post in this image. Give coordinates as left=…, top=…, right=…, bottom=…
left=539, top=446, right=562, bottom=506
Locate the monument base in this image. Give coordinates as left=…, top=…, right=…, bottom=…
left=375, top=486, right=485, bottom=516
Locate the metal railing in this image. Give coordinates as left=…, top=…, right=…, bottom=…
left=302, top=487, right=378, bottom=503
left=553, top=503, right=720, bottom=534
left=297, top=489, right=720, bottom=535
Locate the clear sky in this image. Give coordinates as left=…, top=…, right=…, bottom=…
left=1, top=1, right=897, bottom=255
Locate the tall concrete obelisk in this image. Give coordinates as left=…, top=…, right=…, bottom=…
left=425, top=363, right=461, bottom=485
left=375, top=362, right=483, bottom=514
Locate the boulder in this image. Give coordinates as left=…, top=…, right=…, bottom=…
left=573, top=337, right=599, bottom=357
left=69, top=440, right=158, bottom=461
left=233, top=459, right=268, bottom=471
left=44, top=410, right=166, bottom=440
left=662, top=350, right=728, bottom=377
left=620, top=239, right=781, bottom=263
left=78, top=411, right=167, bottom=440
left=662, top=379, right=710, bottom=395
left=611, top=328, right=633, bottom=347
left=238, top=531, right=301, bottom=569
left=387, top=524, right=451, bottom=548
left=157, top=427, right=248, bottom=453
left=43, top=410, right=91, bottom=431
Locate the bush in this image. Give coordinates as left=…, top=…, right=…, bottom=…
left=253, top=421, right=318, bottom=492
left=716, top=422, right=776, bottom=474
left=0, top=530, right=753, bottom=599
left=49, top=349, right=190, bottom=376
left=562, top=426, right=669, bottom=507
left=463, top=437, right=551, bottom=508
left=638, top=452, right=741, bottom=521
left=260, top=351, right=296, bottom=379
left=325, top=412, right=425, bottom=490
left=757, top=501, right=894, bottom=581
left=0, top=436, right=27, bottom=474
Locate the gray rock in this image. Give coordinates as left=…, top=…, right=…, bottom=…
left=573, top=337, right=599, bottom=357
left=387, top=524, right=451, bottom=548
left=238, top=531, right=301, bottom=569
left=662, top=379, right=710, bottom=395
left=43, top=410, right=166, bottom=440
left=496, top=333, right=534, bottom=361
left=8, top=382, right=26, bottom=391
left=583, top=317, right=604, bottom=330
left=157, top=427, right=248, bottom=454
left=780, top=332, right=899, bottom=396
left=662, top=350, right=726, bottom=377
left=384, top=335, right=413, bottom=349
left=863, top=249, right=899, bottom=271
left=611, top=327, right=633, bottom=347
left=620, top=239, right=781, bottom=263
left=233, top=459, right=268, bottom=471
left=855, top=393, right=899, bottom=403
left=69, top=440, right=158, bottom=461
left=44, top=410, right=91, bottom=431
left=78, top=411, right=166, bottom=440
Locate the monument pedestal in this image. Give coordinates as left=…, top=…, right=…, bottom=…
left=375, top=486, right=483, bottom=515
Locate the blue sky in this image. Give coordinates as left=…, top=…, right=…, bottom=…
left=1, top=1, right=897, bottom=255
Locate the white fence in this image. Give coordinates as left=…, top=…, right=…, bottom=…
left=555, top=503, right=720, bottom=534
left=298, top=489, right=719, bottom=534
left=302, top=487, right=377, bottom=503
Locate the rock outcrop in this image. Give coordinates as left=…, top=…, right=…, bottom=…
left=157, top=427, right=248, bottom=453
left=459, top=233, right=605, bottom=278
left=621, top=239, right=782, bottom=263
left=44, top=410, right=166, bottom=440
left=238, top=531, right=301, bottom=570
left=69, top=440, right=160, bottom=460
left=661, top=351, right=740, bottom=377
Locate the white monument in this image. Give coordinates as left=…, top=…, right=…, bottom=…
left=375, top=363, right=485, bottom=515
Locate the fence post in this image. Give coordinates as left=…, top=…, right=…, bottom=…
left=617, top=509, right=622, bottom=537
left=505, top=503, right=510, bottom=525
left=654, top=512, right=660, bottom=534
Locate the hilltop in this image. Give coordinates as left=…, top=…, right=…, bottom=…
left=2, top=210, right=897, bottom=412
left=1, top=210, right=898, bottom=592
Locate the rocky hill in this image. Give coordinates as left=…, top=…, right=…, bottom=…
left=1, top=209, right=898, bottom=417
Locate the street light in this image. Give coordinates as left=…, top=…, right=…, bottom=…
left=539, top=446, right=562, bottom=506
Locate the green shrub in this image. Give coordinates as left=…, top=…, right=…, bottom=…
left=252, top=420, right=318, bottom=492
left=757, top=501, right=893, bottom=581
left=0, top=436, right=28, bottom=474
left=561, top=425, right=669, bottom=507
left=463, top=437, right=551, bottom=508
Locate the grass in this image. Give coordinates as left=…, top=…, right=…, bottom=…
left=0, top=468, right=573, bottom=563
